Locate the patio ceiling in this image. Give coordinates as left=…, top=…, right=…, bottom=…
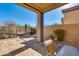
left=17, top=3, right=67, bottom=13
left=17, top=3, right=67, bottom=42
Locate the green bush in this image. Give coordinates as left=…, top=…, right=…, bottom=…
left=54, top=29, right=65, bottom=41
left=30, top=27, right=36, bottom=35
left=48, top=34, right=55, bottom=40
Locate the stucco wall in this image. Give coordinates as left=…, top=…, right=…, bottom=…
left=63, top=9, right=79, bottom=24
left=44, top=24, right=79, bottom=47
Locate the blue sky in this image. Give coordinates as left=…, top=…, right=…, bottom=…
left=0, top=3, right=79, bottom=27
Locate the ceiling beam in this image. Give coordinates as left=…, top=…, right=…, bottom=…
left=17, top=3, right=67, bottom=13
left=17, top=3, right=41, bottom=13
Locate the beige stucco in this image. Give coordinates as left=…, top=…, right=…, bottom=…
left=44, top=24, right=79, bottom=47
left=36, top=12, right=44, bottom=42
left=63, top=9, right=79, bottom=24
left=44, top=6, right=79, bottom=47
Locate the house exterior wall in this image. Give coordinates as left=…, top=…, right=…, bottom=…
left=44, top=7, right=79, bottom=47
left=63, top=9, right=79, bottom=24
left=44, top=24, right=79, bottom=47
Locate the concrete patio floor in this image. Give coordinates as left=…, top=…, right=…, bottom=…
left=0, top=37, right=46, bottom=56
left=0, top=37, right=79, bottom=56
left=0, top=37, right=25, bottom=56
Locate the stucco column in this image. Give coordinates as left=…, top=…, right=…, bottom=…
left=37, top=12, right=44, bottom=42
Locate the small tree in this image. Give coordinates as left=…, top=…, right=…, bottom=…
left=25, top=24, right=27, bottom=32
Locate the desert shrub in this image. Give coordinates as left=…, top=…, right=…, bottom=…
left=30, top=28, right=36, bottom=35
left=54, top=29, right=65, bottom=41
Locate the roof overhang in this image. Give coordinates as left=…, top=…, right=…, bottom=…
left=62, top=5, right=79, bottom=13
left=17, top=3, right=67, bottom=13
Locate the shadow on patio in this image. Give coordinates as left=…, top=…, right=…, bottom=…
left=2, top=38, right=46, bottom=56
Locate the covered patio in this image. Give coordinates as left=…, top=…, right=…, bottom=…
left=16, top=3, right=79, bottom=56
left=17, top=3, right=67, bottom=42
left=1, top=3, right=79, bottom=56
